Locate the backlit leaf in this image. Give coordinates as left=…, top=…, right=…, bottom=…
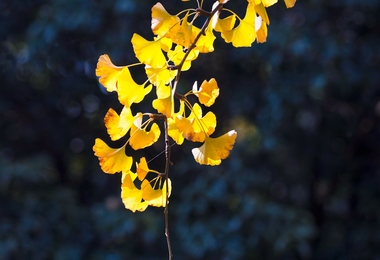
left=192, top=130, right=237, bottom=165
left=221, top=3, right=257, bottom=47
left=93, top=139, right=133, bottom=174
left=95, top=54, right=125, bottom=92
left=104, top=106, right=135, bottom=141
left=121, top=173, right=148, bottom=212
left=117, top=67, right=152, bottom=107
left=193, top=78, right=220, bottom=107
left=151, top=3, right=180, bottom=38
left=131, top=33, right=167, bottom=68
left=129, top=113, right=161, bottom=150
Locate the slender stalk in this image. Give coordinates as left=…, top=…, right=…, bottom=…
left=163, top=4, right=224, bottom=259
left=163, top=118, right=172, bottom=260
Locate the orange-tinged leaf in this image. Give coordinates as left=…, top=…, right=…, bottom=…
left=95, top=54, right=125, bottom=92
left=284, top=0, right=296, bottom=8
left=255, top=2, right=270, bottom=25
left=131, top=33, right=167, bottom=68
left=93, top=138, right=133, bottom=174
left=136, top=157, right=150, bottom=181
left=151, top=3, right=180, bottom=38
left=129, top=113, right=161, bottom=150
left=121, top=173, right=148, bottom=212
left=171, top=11, right=193, bottom=48
left=256, top=20, right=268, bottom=43
left=117, top=67, right=152, bottom=107
left=104, top=106, right=134, bottom=141
left=192, top=130, right=237, bottom=166
left=193, top=78, right=219, bottom=107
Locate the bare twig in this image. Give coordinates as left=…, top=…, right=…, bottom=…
left=163, top=118, right=172, bottom=260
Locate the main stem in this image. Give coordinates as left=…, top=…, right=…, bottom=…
left=163, top=118, right=172, bottom=260
left=163, top=4, right=224, bottom=259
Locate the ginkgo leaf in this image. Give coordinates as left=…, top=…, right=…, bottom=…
left=167, top=45, right=199, bottom=71
left=255, top=2, right=270, bottom=25
left=194, top=24, right=216, bottom=53
left=95, top=54, right=125, bottom=92
left=136, top=157, right=150, bottom=181
left=192, top=130, right=237, bottom=166
left=213, top=15, right=237, bottom=33
left=129, top=113, right=161, bottom=150
left=284, top=0, right=296, bottom=8
left=256, top=20, right=268, bottom=43
left=221, top=3, right=257, bottom=47
left=171, top=11, right=193, bottom=49
left=93, top=139, right=133, bottom=174
left=104, top=106, right=134, bottom=141
left=145, top=178, right=172, bottom=207
left=250, top=0, right=278, bottom=7
left=168, top=100, right=185, bottom=145
left=151, top=3, right=181, bottom=38
left=193, top=78, right=219, bottom=107
left=121, top=173, right=148, bottom=212
left=131, top=33, right=167, bottom=68
left=175, top=103, right=216, bottom=142
left=117, top=67, right=152, bottom=107
left=152, top=94, right=174, bottom=118
left=145, top=65, right=177, bottom=89
left=141, top=179, right=162, bottom=201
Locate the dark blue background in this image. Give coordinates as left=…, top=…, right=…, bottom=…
left=1, top=0, right=380, bottom=258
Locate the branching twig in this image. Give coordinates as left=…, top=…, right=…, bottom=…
left=163, top=4, right=224, bottom=259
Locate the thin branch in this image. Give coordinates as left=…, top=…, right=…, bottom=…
left=163, top=118, right=172, bottom=260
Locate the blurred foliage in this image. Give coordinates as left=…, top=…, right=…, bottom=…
left=1, top=0, right=380, bottom=259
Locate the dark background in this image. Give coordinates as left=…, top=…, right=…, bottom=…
left=1, top=0, right=380, bottom=259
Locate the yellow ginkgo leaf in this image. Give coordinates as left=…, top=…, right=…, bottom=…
left=129, top=113, right=161, bottom=150
left=95, top=54, right=125, bottom=92
left=145, top=178, right=172, bottom=207
left=194, top=24, right=216, bottom=53
left=131, top=33, right=167, bottom=68
left=284, top=0, right=296, bottom=8
left=117, top=67, right=152, bottom=107
left=168, top=100, right=185, bottom=145
left=141, top=179, right=162, bottom=201
left=93, top=138, right=133, bottom=174
left=192, top=130, right=237, bottom=166
left=167, top=45, right=199, bottom=71
left=121, top=173, right=148, bottom=212
left=255, top=2, right=270, bottom=25
left=221, top=3, right=257, bottom=47
left=175, top=103, right=216, bottom=142
left=151, top=2, right=180, bottom=38
left=250, top=0, right=278, bottom=7
left=171, top=11, right=193, bottom=49
left=213, top=15, right=237, bottom=33
left=136, top=157, right=150, bottom=181
left=145, top=65, right=177, bottom=89
left=152, top=94, right=174, bottom=118
left=193, top=78, right=219, bottom=107
left=104, top=106, right=134, bottom=141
